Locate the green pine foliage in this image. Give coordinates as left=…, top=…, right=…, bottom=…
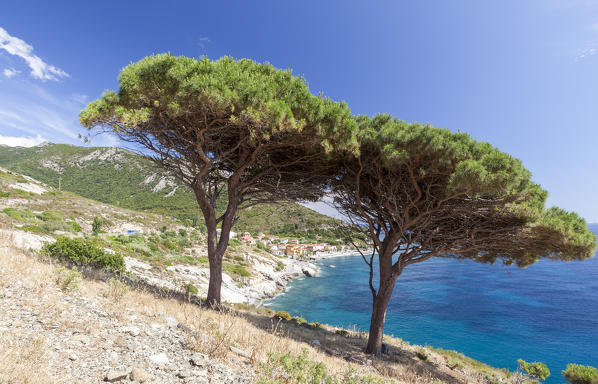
left=562, top=364, right=598, bottom=384
left=517, top=359, right=550, bottom=381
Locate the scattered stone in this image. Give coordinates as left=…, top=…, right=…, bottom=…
left=125, top=326, right=141, bottom=337
left=69, top=353, right=78, bottom=361
left=230, top=346, right=251, bottom=358
left=312, top=339, right=321, bottom=346
left=176, top=369, right=192, bottom=378
left=302, top=269, right=314, bottom=277
left=104, top=370, right=129, bottom=382
left=189, top=353, right=206, bottom=367
left=162, top=314, right=179, bottom=328
left=130, top=367, right=149, bottom=383
left=149, top=352, right=169, bottom=366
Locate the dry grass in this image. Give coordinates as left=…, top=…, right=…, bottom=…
left=0, top=228, right=508, bottom=384
left=0, top=332, right=51, bottom=384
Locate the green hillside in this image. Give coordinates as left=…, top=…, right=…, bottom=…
left=0, top=143, right=344, bottom=239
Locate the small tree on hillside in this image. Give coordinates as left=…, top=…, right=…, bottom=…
left=514, top=359, right=550, bottom=383
left=80, top=54, right=356, bottom=306
left=92, top=216, right=103, bottom=235
left=332, top=114, right=597, bottom=355
left=562, top=364, right=598, bottom=384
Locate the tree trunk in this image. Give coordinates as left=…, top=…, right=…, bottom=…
left=207, top=253, right=222, bottom=307
left=365, top=242, right=398, bottom=355
left=205, top=216, right=222, bottom=307
left=364, top=278, right=396, bottom=355
left=195, top=180, right=239, bottom=308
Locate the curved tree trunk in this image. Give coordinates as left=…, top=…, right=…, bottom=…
left=364, top=277, right=397, bottom=355
left=200, top=185, right=237, bottom=308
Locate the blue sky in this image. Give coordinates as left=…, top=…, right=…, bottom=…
left=1, top=1, right=597, bottom=222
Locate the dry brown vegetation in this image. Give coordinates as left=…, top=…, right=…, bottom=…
left=0, top=228, right=510, bottom=384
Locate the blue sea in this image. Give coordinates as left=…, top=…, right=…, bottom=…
left=266, top=226, right=598, bottom=383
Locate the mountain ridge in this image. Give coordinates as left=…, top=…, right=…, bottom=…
left=0, top=142, right=344, bottom=239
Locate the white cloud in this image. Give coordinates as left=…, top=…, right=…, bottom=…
left=0, top=27, right=69, bottom=81
left=3, top=67, right=19, bottom=78
left=0, top=134, right=46, bottom=147
left=199, top=36, right=211, bottom=49
left=576, top=42, right=597, bottom=60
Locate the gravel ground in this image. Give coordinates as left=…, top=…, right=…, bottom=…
left=0, top=272, right=255, bottom=383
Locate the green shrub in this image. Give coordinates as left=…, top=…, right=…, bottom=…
left=92, top=216, right=103, bottom=235
left=38, top=210, right=63, bottom=221
left=259, top=350, right=328, bottom=384
left=258, top=349, right=382, bottom=384
left=308, top=322, right=324, bottom=330
left=416, top=347, right=428, bottom=361
left=446, top=357, right=463, bottom=370
left=161, top=239, right=178, bottom=250
left=126, top=242, right=153, bottom=256
left=275, top=261, right=285, bottom=272
left=54, top=266, right=81, bottom=292
left=0, top=191, right=9, bottom=198
left=335, top=329, right=349, bottom=337
left=223, top=263, right=250, bottom=277
left=178, top=228, right=187, bottom=237
left=518, top=359, right=550, bottom=381
left=21, top=220, right=72, bottom=234
left=229, top=239, right=242, bottom=247
left=2, top=208, right=36, bottom=221
left=42, top=236, right=125, bottom=272
left=184, top=283, right=199, bottom=296
left=148, top=242, right=160, bottom=253
left=41, top=220, right=71, bottom=233
left=67, top=221, right=82, bottom=232
left=562, top=364, right=598, bottom=384
left=294, top=316, right=307, bottom=325
left=105, top=278, right=129, bottom=303
left=114, top=234, right=131, bottom=244
left=274, top=310, right=292, bottom=321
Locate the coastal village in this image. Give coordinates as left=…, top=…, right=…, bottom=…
left=235, top=231, right=349, bottom=259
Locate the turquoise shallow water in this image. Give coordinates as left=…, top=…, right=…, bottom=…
left=266, top=227, right=598, bottom=383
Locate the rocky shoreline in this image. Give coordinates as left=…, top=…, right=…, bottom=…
left=125, top=250, right=321, bottom=305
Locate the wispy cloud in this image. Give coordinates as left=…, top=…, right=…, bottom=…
left=576, top=42, right=598, bottom=61
left=0, top=26, right=69, bottom=81
left=3, top=67, right=20, bottom=78
left=0, top=134, right=46, bottom=147
left=199, top=36, right=211, bottom=49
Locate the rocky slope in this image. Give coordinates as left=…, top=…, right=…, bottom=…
left=0, top=167, right=318, bottom=304
left=1, top=231, right=512, bottom=384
